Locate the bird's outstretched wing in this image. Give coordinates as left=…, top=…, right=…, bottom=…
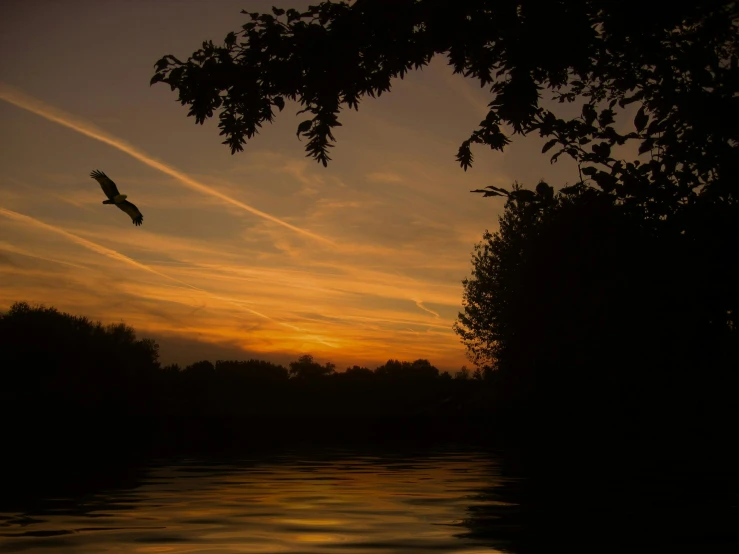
left=90, top=169, right=120, bottom=200
left=116, top=200, right=143, bottom=226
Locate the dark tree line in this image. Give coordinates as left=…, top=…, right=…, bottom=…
left=456, top=181, right=738, bottom=457
left=1, top=301, right=499, bottom=496
left=1, top=302, right=160, bottom=417
left=1, top=302, right=494, bottom=442
left=148, top=1, right=739, bottom=454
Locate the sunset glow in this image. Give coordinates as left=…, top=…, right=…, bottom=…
left=0, top=0, right=579, bottom=370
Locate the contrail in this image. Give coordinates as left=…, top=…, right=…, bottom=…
left=0, top=83, right=334, bottom=246
left=0, top=207, right=292, bottom=327
left=413, top=298, right=441, bottom=318
left=0, top=241, right=90, bottom=271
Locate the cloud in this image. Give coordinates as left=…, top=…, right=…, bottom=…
left=0, top=251, right=19, bottom=267
left=366, top=171, right=404, bottom=184
left=0, top=207, right=291, bottom=326
left=0, top=241, right=90, bottom=270
left=0, top=83, right=334, bottom=245
left=153, top=332, right=294, bottom=368
left=413, top=299, right=441, bottom=318
left=0, top=66, right=487, bottom=371
left=1, top=207, right=194, bottom=284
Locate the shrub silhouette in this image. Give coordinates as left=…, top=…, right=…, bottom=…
left=2, top=302, right=493, bottom=449
left=456, top=184, right=739, bottom=451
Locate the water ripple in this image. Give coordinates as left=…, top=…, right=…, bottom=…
left=0, top=448, right=506, bottom=553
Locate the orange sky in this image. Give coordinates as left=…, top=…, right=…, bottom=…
left=0, top=0, right=581, bottom=371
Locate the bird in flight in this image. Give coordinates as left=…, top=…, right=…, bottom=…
left=90, top=169, right=143, bottom=226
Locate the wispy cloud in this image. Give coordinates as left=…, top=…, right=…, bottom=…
left=0, top=207, right=291, bottom=326
left=366, top=171, right=404, bottom=184
left=0, top=241, right=91, bottom=271
left=1, top=207, right=196, bottom=285
left=0, top=40, right=501, bottom=371
left=0, top=83, right=334, bottom=245
left=1, top=204, right=465, bottom=364
left=413, top=299, right=441, bottom=318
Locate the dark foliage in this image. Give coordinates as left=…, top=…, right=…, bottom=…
left=453, top=184, right=738, bottom=551
left=3, top=301, right=736, bottom=549
left=288, top=353, right=336, bottom=379
left=152, top=1, right=738, bottom=213
left=1, top=302, right=494, bottom=451
left=1, top=301, right=161, bottom=417
left=1, top=301, right=501, bottom=505
left=150, top=2, right=738, bottom=452
left=456, top=183, right=739, bottom=452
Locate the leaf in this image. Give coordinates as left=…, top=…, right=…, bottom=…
left=541, top=138, right=558, bottom=153
left=457, top=141, right=473, bottom=171
left=581, top=166, right=598, bottom=176
left=634, top=106, right=648, bottom=133
left=488, top=186, right=510, bottom=195
left=296, top=119, right=312, bottom=139
left=168, top=66, right=185, bottom=86
left=509, top=189, right=536, bottom=202
left=471, top=186, right=509, bottom=198
left=592, top=142, right=611, bottom=159
left=592, top=171, right=616, bottom=192
left=582, top=104, right=597, bottom=125
left=154, top=57, right=170, bottom=72
left=536, top=181, right=553, bottom=199
left=273, top=96, right=285, bottom=111
left=598, top=108, right=615, bottom=127
left=638, top=139, right=654, bottom=155
left=646, top=119, right=661, bottom=136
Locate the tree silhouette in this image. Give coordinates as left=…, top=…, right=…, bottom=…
left=215, top=359, right=289, bottom=385
left=456, top=182, right=739, bottom=444
left=288, top=354, right=336, bottom=379
left=184, top=359, right=216, bottom=376
left=150, top=4, right=738, bottom=441
left=1, top=302, right=165, bottom=495
left=1, top=299, right=502, bottom=505
left=454, top=181, right=566, bottom=370
left=1, top=301, right=484, bottom=428
left=374, top=358, right=439, bottom=381
left=1, top=302, right=161, bottom=401
left=454, top=366, right=471, bottom=381
left=343, top=365, right=374, bottom=380
left=152, top=1, right=738, bottom=210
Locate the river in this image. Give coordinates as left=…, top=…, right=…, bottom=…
left=0, top=446, right=514, bottom=553
left=1, top=443, right=736, bottom=553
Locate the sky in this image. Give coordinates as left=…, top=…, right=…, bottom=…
left=0, top=0, right=582, bottom=371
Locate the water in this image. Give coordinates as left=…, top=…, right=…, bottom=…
left=0, top=447, right=512, bottom=553
left=3, top=446, right=736, bottom=553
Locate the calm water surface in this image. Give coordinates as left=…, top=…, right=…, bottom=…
left=0, top=448, right=512, bottom=553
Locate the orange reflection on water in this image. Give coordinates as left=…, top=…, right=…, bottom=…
left=0, top=449, right=508, bottom=553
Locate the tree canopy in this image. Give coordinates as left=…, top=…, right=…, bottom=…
left=153, top=0, right=738, bottom=213
left=457, top=179, right=739, bottom=367
left=150, top=1, right=738, bottom=443
left=288, top=353, right=337, bottom=379
left=454, top=182, right=738, bottom=443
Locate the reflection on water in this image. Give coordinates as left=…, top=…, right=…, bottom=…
left=0, top=447, right=511, bottom=553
